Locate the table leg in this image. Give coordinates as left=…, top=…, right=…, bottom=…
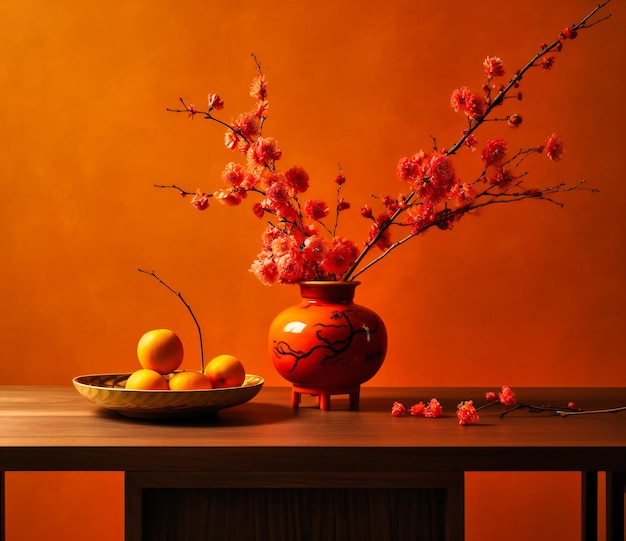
left=606, top=471, right=625, bottom=541
left=581, top=471, right=597, bottom=541
left=0, top=471, right=4, bottom=541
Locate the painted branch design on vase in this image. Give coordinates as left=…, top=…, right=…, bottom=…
left=272, top=309, right=383, bottom=373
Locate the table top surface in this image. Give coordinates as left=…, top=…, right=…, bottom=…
left=1, top=386, right=625, bottom=472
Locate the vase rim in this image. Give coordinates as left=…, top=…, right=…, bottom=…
left=297, top=280, right=361, bottom=286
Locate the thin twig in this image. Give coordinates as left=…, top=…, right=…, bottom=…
left=154, top=184, right=197, bottom=196
left=557, top=406, right=626, bottom=417
left=499, top=403, right=581, bottom=418
left=137, top=268, right=205, bottom=371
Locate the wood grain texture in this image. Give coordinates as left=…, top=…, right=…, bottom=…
left=2, top=386, right=625, bottom=540
left=1, top=387, right=625, bottom=472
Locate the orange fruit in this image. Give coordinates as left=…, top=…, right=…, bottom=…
left=125, top=368, right=169, bottom=390
left=204, top=354, right=246, bottom=388
left=168, top=370, right=213, bottom=390
left=136, top=329, right=184, bottom=375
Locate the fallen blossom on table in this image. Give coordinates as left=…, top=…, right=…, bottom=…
left=457, top=400, right=480, bottom=425
left=391, top=401, right=406, bottom=417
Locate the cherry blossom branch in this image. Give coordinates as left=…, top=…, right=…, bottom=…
left=167, top=98, right=251, bottom=145
left=349, top=181, right=595, bottom=280
left=137, top=268, right=205, bottom=371
left=341, top=1, right=611, bottom=282
left=395, top=386, right=625, bottom=424
left=447, top=0, right=611, bottom=156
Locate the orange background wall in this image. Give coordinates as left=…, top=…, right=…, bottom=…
left=1, top=0, right=624, bottom=539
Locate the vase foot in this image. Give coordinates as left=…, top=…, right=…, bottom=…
left=291, top=385, right=360, bottom=411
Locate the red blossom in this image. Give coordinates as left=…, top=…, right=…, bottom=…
left=221, top=162, right=247, bottom=187
left=457, top=400, right=480, bottom=425
left=562, top=26, right=578, bottom=40
left=320, top=238, right=360, bottom=276
left=450, top=87, right=487, bottom=119
left=545, top=133, right=564, bottom=161
left=214, top=187, right=245, bottom=206
left=335, top=174, right=346, bottom=185
left=252, top=202, right=265, bottom=218
left=381, top=195, right=400, bottom=215
left=498, top=385, right=517, bottom=407
left=284, top=166, right=310, bottom=193
left=391, top=401, right=406, bottom=417
left=507, top=113, right=523, bottom=128
left=367, top=215, right=392, bottom=250
left=463, top=133, right=478, bottom=151
left=485, top=391, right=497, bottom=402
left=190, top=190, right=210, bottom=210
left=449, top=182, right=476, bottom=204
left=541, top=56, right=555, bottom=71
left=337, top=198, right=350, bottom=211
left=276, top=250, right=304, bottom=283
left=302, top=235, right=327, bottom=263
left=424, top=398, right=443, bottom=418
left=260, top=170, right=284, bottom=189
left=410, top=402, right=426, bottom=416
left=266, top=181, right=291, bottom=205
left=249, top=250, right=278, bottom=286
left=250, top=137, right=282, bottom=166
left=422, top=153, right=456, bottom=201
left=396, top=155, right=422, bottom=182
left=481, top=138, right=509, bottom=167
left=254, top=100, right=269, bottom=118
left=490, top=167, right=515, bottom=190
left=304, top=199, right=330, bottom=221
left=568, top=401, right=575, bottom=409
left=360, top=205, right=374, bottom=219
left=483, top=55, right=505, bottom=78
left=250, top=74, right=268, bottom=101
left=260, top=225, right=283, bottom=249
left=233, top=112, right=261, bottom=140
left=224, top=130, right=239, bottom=151
left=406, top=203, right=436, bottom=235
left=187, top=103, right=197, bottom=119
left=428, top=153, right=455, bottom=185
left=208, top=93, right=224, bottom=110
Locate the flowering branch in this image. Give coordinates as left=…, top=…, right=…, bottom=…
left=446, top=0, right=611, bottom=156
left=137, top=268, right=205, bottom=371
left=159, top=2, right=611, bottom=287
left=350, top=180, right=596, bottom=280
left=340, top=1, right=611, bottom=282
left=392, top=385, right=625, bottom=425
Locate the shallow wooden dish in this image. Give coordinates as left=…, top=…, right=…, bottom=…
left=73, top=372, right=264, bottom=419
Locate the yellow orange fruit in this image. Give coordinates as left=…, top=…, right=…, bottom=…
left=204, top=354, right=246, bottom=388
left=136, top=329, right=184, bottom=375
left=168, top=370, right=213, bottom=390
left=125, top=368, right=169, bottom=390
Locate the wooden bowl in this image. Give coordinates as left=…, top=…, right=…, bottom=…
left=72, top=372, right=264, bottom=419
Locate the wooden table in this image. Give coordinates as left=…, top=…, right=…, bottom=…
left=1, top=386, right=625, bottom=541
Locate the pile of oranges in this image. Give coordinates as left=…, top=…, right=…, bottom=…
left=125, top=329, right=246, bottom=390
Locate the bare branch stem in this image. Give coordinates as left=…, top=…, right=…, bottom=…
left=137, top=268, right=205, bottom=372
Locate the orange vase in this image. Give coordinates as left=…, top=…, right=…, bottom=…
left=268, top=281, right=387, bottom=410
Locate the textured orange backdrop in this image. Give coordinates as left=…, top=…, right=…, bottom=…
left=1, top=0, right=624, bottom=539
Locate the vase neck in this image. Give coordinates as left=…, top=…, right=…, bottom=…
left=298, top=281, right=360, bottom=304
